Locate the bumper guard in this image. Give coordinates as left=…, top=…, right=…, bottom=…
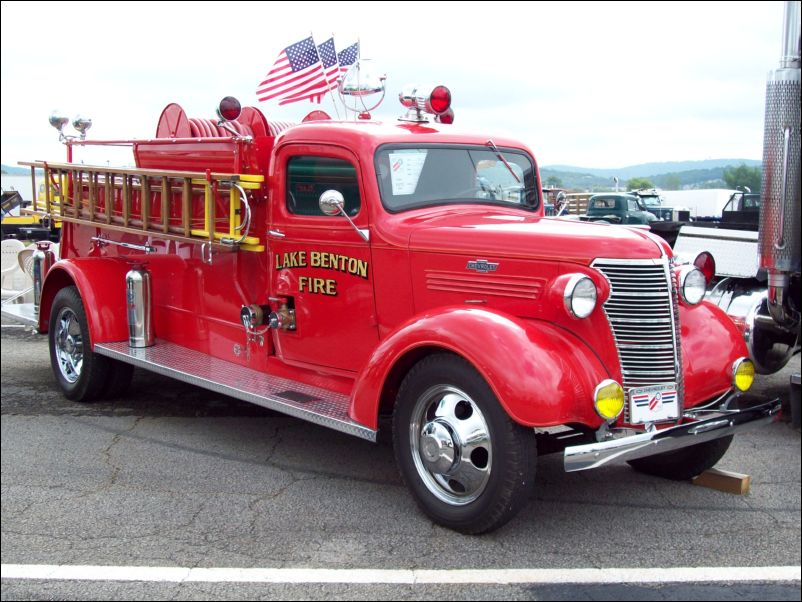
left=564, top=392, right=781, bottom=472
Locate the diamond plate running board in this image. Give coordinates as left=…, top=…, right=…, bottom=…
left=94, top=340, right=376, bottom=442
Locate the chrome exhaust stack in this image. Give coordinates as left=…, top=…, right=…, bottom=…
left=759, top=0, right=801, bottom=331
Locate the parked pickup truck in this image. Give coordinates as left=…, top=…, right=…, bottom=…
left=581, top=193, right=658, bottom=225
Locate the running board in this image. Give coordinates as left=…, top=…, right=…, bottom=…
left=1, top=302, right=38, bottom=328
left=94, top=340, right=376, bottom=442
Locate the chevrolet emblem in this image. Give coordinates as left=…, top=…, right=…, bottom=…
left=466, top=259, right=499, bottom=273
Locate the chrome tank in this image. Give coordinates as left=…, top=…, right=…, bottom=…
left=126, top=266, right=154, bottom=348
left=32, top=241, right=56, bottom=314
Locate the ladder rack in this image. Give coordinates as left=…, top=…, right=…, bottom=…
left=20, top=161, right=265, bottom=252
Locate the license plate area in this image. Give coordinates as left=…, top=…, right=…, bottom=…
left=629, top=384, right=679, bottom=424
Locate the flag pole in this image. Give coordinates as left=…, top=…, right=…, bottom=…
left=312, top=32, right=342, bottom=120
left=326, top=33, right=343, bottom=119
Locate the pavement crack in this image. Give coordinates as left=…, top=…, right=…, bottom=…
left=101, top=416, right=145, bottom=487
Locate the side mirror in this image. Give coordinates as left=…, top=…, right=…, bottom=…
left=318, top=190, right=369, bottom=242
left=319, top=190, right=345, bottom=216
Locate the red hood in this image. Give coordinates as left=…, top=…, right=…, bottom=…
left=406, top=210, right=666, bottom=264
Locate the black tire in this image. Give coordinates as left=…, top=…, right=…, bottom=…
left=49, top=286, right=112, bottom=402
left=627, top=435, right=734, bottom=481
left=392, top=354, right=535, bottom=534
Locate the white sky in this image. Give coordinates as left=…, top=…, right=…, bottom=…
left=0, top=0, right=787, bottom=169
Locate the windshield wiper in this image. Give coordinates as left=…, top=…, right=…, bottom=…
left=486, top=139, right=521, bottom=184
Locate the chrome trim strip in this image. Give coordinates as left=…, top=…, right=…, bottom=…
left=564, top=393, right=781, bottom=472
left=94, top=340, right=376, bottom=442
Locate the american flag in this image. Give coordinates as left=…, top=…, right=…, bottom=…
left=284, top=37, right=341, bottom=104
left=255, top=37, right=327, bottom=104
left=338, top=41, right=359, bottom=76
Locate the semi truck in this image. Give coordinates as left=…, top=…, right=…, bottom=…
left=674, top=1, right=800, bottom=397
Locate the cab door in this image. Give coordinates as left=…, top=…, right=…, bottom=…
left=268, top=144, right=378, bottom=373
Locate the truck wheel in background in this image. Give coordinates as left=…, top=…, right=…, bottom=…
left=48, top=286, right=113, bottom=402
left=392, top=354, right=536, bottom=534
left=627, top=435, right=734, bottom=481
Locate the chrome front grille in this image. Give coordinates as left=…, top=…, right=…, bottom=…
left=593, top=258, right=683, bottom=420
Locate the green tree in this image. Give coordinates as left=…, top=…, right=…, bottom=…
left=627, top=177, right=654, bottom=191
left=545, top=175, right=563, bottom=188
left=662, top=174, right=682, bottom=190
left=723, top=164, right=761, bottom=192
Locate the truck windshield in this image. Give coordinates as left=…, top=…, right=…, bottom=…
left=375, top=145, right=538, bottom=212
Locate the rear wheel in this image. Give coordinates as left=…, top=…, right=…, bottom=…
left=627, top=435, right=734, bottom=481
left=49, top=286, right=112, bottom=402
left=393, top=354, right=535, bottom=534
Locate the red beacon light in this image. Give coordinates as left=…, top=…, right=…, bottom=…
left=399, top=84, right=453, bottom=123
left=435, top=107, right=455, bottom=124
left=216, top=96, right=242, bottom=122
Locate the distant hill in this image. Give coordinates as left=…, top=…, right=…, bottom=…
left=1, top=164, right=31, bottom=175
left=541, top=159, right=761, bottom=191
left=544, top=159, right=759, bottom=181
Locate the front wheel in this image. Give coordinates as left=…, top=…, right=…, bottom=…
left=627, top=435, right=734, bottom=481
left=393, top=354, right=535, bottom=534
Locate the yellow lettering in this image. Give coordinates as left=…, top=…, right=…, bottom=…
left=356, top=259, right=368, bottom=279
left=310, top=251, right=321, bottom=267
left=299, top=276, right=337, bottom=296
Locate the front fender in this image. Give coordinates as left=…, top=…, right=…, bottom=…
left=39, top=258, right=130, bottom=343
left=351, top=307, right=610, bottom=430
left=680, top=300, right=750, bottom=406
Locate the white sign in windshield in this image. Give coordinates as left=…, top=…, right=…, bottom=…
left=388, top=150, right=428, bottom=196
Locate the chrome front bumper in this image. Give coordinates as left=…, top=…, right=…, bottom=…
left=564, top=392, right=781, bottom=472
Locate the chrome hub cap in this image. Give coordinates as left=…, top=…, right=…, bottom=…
left=410, top=385, right=492, bottom=506
left=54, top=307, right=83, bottom=384
left=420, top=421, right=456, bottom=473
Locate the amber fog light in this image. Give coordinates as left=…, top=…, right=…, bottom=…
left=733, top=358, right=755, bottom=392
left=594, top=379, right=625, bottom=421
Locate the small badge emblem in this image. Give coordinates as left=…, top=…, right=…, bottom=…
left=466, top=259, right=499, bottom=273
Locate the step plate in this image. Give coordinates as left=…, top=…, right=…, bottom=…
left=1, top=302, right=38, bottom=328
left=95, top=340, right=376, bottom=442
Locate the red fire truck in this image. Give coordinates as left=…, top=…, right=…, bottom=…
left=5, top=78, right=781, bottom=534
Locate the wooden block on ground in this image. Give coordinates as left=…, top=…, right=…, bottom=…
left=692, top=468, right=751, bottom=495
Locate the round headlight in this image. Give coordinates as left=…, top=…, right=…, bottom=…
left=679, top=266, right=706, bottom=305
left=733, top=358, right=755, bottom=392
left=564, top=274, right=597, bottom=318
left=594, top=379, right=625, bottom=421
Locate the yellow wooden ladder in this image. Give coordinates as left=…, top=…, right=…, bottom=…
left=20, top=161, right=265, bottom=252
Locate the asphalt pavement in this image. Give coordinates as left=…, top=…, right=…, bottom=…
left=1, top=325, right=800, bottom=600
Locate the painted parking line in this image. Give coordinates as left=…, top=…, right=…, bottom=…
left=2, top=565, right=800, bottom=584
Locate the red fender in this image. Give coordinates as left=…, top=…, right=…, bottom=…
left=680, top=301, right=750, bottom=406
left=351, top=306, right=610, bottom=430
left=38, top=258, right=130, bottom=343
